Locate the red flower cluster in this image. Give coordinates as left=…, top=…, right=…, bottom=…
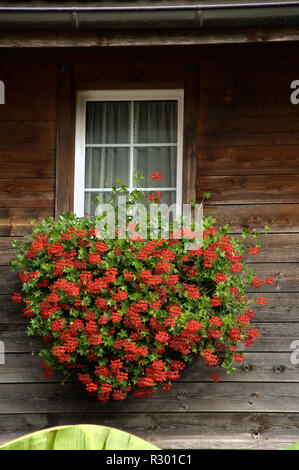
left=151, top=172, right=162, bottom=181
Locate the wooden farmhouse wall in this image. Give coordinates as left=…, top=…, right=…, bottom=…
left=1, top=42, right=299, bottom=449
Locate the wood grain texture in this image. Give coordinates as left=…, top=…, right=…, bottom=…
left=201, top=86, right=296, bottom=119
left=197, top=146, right=299, bottom=176
left=197, top=175, right=299, bottom=204
left=204, top=204, right=299, bottom=233
left=3, top=25, right=299, bottom=50
left=0, top=267, right=20, bottom=295
left=0, top=150, right=55, bottom=179
left=0, top=121, right=56, bottom=150
left=0, top=62, right=57, bottom=91
left=0, top=381, right=299, bottom=414
left=182, top=64, right=200, bottom=204
left=244, top=233, right=299, bottom=263
left=0, top=292, right=297, bottom=324
left=0, top=262, right=297, bottom=295
left=245, top=263, right=299, bottom=293
left=200, top=116, right=299, bottom=147
left=0, top=91, right=56, bottom=121
left=1, top=233, right=298, bottom=265
left=0, top=295, right=24, bottom=323
left=0, top=179, right=54, bottom=208
left=246, top=293, right=299, bottom=322
left=0, top=321, right=297, bottom=353
left=0, top=411, right=298, bottom=449
left=55, top=65, right=74, bottom=216
left=73, top=60, right=185, bottom=84
left=0, top=352, right=297, bottom=384
left=0, top=208, right=53, bottom=236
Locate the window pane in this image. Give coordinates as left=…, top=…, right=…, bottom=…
left=134, top=101, right=177, bottom=144
left=86, top=101, right=130, bottom=144
left=146, top=190, right=176, bottom=207
left=84, top=191, right=116, bottom=216
left=144, top=190, right=177, bottom=222
left=133, top=147, right=177, bottom=188
left=85, top=147, right=129, bottom=188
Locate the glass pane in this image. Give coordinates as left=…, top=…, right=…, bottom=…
left=85, top=191, right=129, bottom=217
left=133, top=147, right=177, bottom=188
left=86, top=101, right=130, bottom=144
left=85, top=147, right=129, bottom=188
left=145, top=190, right=176, bottom=207
left=144, top=191, right=177, bottom=224
left=134, top=101, right=177, bottom=144
left=84, top=191, right=115, bottom=217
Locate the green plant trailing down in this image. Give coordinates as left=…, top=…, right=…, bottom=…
left=0, top=424, right=159, bottom=450
left=10, top=172, right=271, bottom=402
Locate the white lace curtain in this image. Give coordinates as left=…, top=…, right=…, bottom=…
left=84, top=100, right=178, bottom=214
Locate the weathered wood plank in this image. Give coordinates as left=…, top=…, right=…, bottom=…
left=0, top=411, right=298, bottom=449
left=0, top=91, right=56, bottom=121
left=236, top=322, right=299, bottom=352
left=1, top=382, right=299, bottom=413
left=0, top=352, right=298, bottom=384
left=76, top=81, right=183, bottom=91
left=200, top=116, right=299, bottom=147
left=247, top=293, right=299, bottom=322
left=197, top=175, right=299, bottom=204
left=0, top=262, right=297, bottom=295
left=0, top=324, right=43, bottom=352
left=0, top=322, right=297, bottom=353
left=3, top=25, right=299, bottom=50
left=0, top=267, right=19, bottom=295
left=181, top=352, right=299, bottom=383
left=200, top=53, right=299, bottom=89
left=0, top=121, right=56, bottom=150
left=0, top=208, right=54, bottom=236
left=0, top=62, right=57, bottom=91
left=246, top=263, right=299, bottom=293
left=205, top=204, right=299, bottom=233
left=182, top=64, right=200, bottom=204
left=0, top=179, right=54, bottom=208
left=0, top=295, right=25, bottom=323
left=0, top=292, right=298, bottom=324
left=0, top=237, right=20, bottom=265
left=0, top=149, right=55, bottom=179
left=1, top=293, right=298, bottom=326
left=1, top=234, right=299, bottom=265
left=244, top=234, right=299, bottom=263
left=198, top=146, right=299, bottom=176
left=73, top=60, right=184, bottom=84
left=55, top=65, right=74, bottom=216
left=201, top=86, right=296, bottom=119
left=2, top=233, right=298, bottom=266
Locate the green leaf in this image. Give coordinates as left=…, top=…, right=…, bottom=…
left=282, top=441, right=299, bottom=450
left=0, top=424, right=160, bottom=450
left=264, top=224, right=271, bottom=233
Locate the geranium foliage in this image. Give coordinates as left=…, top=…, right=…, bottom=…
left=10, top=174, right=271, bottom=402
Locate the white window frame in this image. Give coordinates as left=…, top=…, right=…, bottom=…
left=74, top=89, right=184, bottom=217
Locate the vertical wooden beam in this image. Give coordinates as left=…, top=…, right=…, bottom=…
left=56, top=64, right=75, bottom=218
left=183, top=64, right=200, bottom=204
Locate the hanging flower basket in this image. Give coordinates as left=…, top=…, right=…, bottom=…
left=10, top=173, right=271, bottom=403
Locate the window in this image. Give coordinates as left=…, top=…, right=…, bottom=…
left=74, top=90, right=184, bottom=217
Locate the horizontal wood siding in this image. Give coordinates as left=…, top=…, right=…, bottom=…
left=1, top=43, right=299, bottom=450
